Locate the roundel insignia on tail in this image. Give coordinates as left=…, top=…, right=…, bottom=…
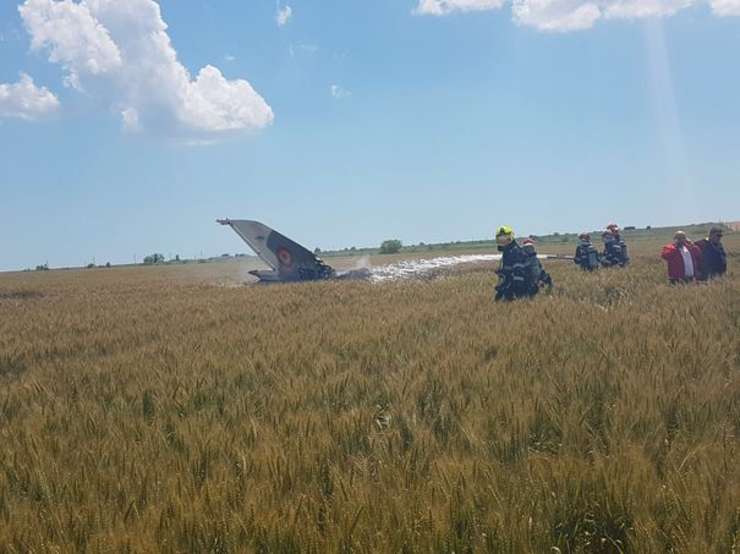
left=276, top=247, right=293, bottom=268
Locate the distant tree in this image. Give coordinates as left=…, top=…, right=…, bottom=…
left=314, top=247, right=322, bottom=254
left=379, top=239, right=402, bottom=254
left=221, top=253, right=231, bottom=258
left=350, top=246, right=356, bottom=252
left=646, top=225, right=652, bottom=230
left=35, top=264, right=49, bottom=271
left=143, top=253, right=165, bottom=265
left=105, top=262, right=111, bottom=268
left=86, top=263, right=96, bottom=269
left=175, top=254, right=181, bottom=262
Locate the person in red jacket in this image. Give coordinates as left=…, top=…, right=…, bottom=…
left=661, top=230, right=703, bottom=284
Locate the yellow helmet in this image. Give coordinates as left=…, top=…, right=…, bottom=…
left=496, top=225, right=514, bottom=246
left=496, top=225, right=514, bottom=238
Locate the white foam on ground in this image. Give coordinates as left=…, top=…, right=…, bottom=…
left=369, top=254, right=501, bottom=283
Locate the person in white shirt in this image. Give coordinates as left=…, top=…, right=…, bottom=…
left=661, top=231, right=702, bottom=284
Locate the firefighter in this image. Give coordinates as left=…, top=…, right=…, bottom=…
left=601, top=224, right=629, bottom=267
left=494, top=227, right=536, bottom=302
left=574, top=233, right=601, bottom=271
left=521, top=238, right=553, bottom=295
left=695, top=227, right=727, bottom=280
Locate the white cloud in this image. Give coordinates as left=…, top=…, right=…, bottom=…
left=512, top=0, right=602, bottom=31
left=19, top=0, right=122, bottom=87
left=420, top=0, right=740, bottom=30
left=415, top=0, right=506, bottom=15
left=711, top=0, right=740, bottom=15
left=603, top=0, right=694, bottom=19
left=276, top=5, right=292, bottom=26
left=330, top=84, right=351, bottom=99
left=0, top=73, right=60, bottom=120
left=18, top=0, right=273, bottom=137
left=120, top=106, right=139, bottom=131
left=181, top=65, right=273, bottom=131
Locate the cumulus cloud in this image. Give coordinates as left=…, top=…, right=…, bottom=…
left=603, top=0, right=694, bottom=19
left=512, top=1, right=602, bottom=31
left=20, top=0, right=121, bottom=88
left=415, top=0, right=506, bottom=15
left=417, top=0, right=740, bottom=29
left=0, top=73, right=60, bottom=120
left=710, top=0, right=740, bottom=15
left=18, top=0, right=273, bottom=136
left=330, top=84, right=351, bottom=99
left=276, top=5, right=292, bottom=26
left=513, top=0, right=713, bottom=30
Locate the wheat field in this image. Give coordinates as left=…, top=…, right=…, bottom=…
left=0, top=236, right=738, bottom=553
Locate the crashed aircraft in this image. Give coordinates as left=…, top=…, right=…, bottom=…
left=218, top=219, right=573, bottom=284
left=217, top=219, right=370, bottom=283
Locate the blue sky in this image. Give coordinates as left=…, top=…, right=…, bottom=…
left=1, top=0, right=739, bottom=271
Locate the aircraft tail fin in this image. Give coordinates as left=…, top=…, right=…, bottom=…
left=218, top=219, right=334, bottom=281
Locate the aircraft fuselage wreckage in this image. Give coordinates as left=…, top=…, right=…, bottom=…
left=218, top=219, right=573, bottom=284
left=217, top=219, right=371, bottom=283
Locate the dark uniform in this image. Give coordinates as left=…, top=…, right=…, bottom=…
left=695, top=239, right=727, bottom=279
left=574, top=240, right=601, bottom=271
left=494, top=240, right=533, bottom=302
left=522, top=241, right=553, bottom=296
left=602, top=234, right=629, bottom=267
